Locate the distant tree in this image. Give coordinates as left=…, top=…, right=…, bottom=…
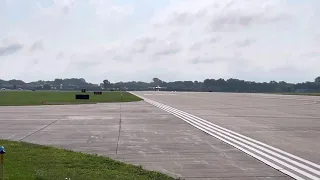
left=203, top=79, right=213, bottom=91
left=43, top=84, right=51, bottom=90
left=217, top=78, right=226, bottom=85
left=8, top=79, right=25, bottom=85
left=152, top=78, right=163, bottom=86
left=113, top=82, right=124, bottom=89
left=103, top=79, right=111, bottom=89
left=183, top=81, right=194, bottom=89
left=54, top=78, right=63, bottom=85
left=79, top=78, right=86, bottom=83
left=3, top=76, right=320, bottom=93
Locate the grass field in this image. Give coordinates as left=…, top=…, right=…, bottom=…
left=0, top=91, right=142, bottom=106
left=0, top=139, right=174, bottom=180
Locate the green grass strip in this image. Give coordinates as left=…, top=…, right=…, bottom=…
left=0, top=139, right=174, bottom=180
left=0, top=91, right=142, bottom=106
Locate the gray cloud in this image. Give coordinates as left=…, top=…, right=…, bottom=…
left=154, top=48, right=180, bottom=56
left=112, top=55, right=132, bottom=62
left=190, top=56, right=216, bottom=64
left=37, top=0, right=75, bottom=16
left=30, top=40, right=44, bottom=52
left=61, top=5, right=72, bottom=14
left=170, top=12, right=194, bottom=25
left=234, top=38, right=255, bottom=47
left=131, top=45, right=147, bottom=53
left=189, top=36, right=221, bottom=51
left=189, top=42, right=203, bottom=51
left=33, top=59, right=39, bottom=64
left=55, top=0, right=75, bottom=15
left=190, top=55, right=246, bottom=65
left=190, top=56, right=228, bottom=64
left=131, top=36, right=157, bottom=53
left=207, top=10, right=291, bottom=32
left=168, top=11, right=205, bottom=26
left=208, top=36, right=221, bottom=43
left=68, top=53, right=102, bottom=69
left=154, top=42, right=181, bottom=56
left=208, top=15, right=255, bottom=32
left=56, top=52, right=65, bottom=60
left=153, top=7, right=207, bottom=28
left=167, top=31, right=181, bottom=39
left=0, top=43, right=23, bottom=56
left=135, top=36, right=157, bottom=44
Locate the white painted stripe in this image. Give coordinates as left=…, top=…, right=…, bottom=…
left=150, top=101, right=319, bottom=180
left=130, top=92, right=320, bottom=180
left=142, top=94, right=320, bottom=170
left=148, top=99, right=318, bottom=179
left=152, top=102, right=305, bottom=180
left=168, top=104, right=320, bottom=170
left=150, top=101, right=320, bottom=177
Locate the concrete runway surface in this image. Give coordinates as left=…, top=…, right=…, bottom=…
left=0, top=92, right=320, bottom=180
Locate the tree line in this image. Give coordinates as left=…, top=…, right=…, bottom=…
left=1, top=77, right=320, bottom=93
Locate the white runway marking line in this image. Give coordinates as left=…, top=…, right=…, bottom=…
left=130, top=93, right=320, bottom=180
left=143, top=93, right=177, bottom=96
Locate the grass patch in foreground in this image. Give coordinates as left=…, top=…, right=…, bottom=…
left=0, top=139, right=175, bottom=180
left=0, top=91, right=142, bottom=106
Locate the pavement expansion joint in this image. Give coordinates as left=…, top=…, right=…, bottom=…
left=116, top=102, right=123, bottom=154
left=19, top=119, right=60, bottom=141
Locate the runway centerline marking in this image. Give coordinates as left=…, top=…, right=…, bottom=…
left=131, top=92, right=320, bottom=180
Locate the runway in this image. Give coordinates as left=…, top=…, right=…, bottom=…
left=0, top=92, right=319, bottom=179
left=132, top=91, right=320, bottom=180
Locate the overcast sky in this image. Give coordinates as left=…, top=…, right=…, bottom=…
left=0, top=0, right=319, bottom=83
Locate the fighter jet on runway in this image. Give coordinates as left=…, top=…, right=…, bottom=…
left=148, top=85, right=166, bottom=91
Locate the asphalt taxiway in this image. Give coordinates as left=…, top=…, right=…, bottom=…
left=0, top=92, right=319, bottom=180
